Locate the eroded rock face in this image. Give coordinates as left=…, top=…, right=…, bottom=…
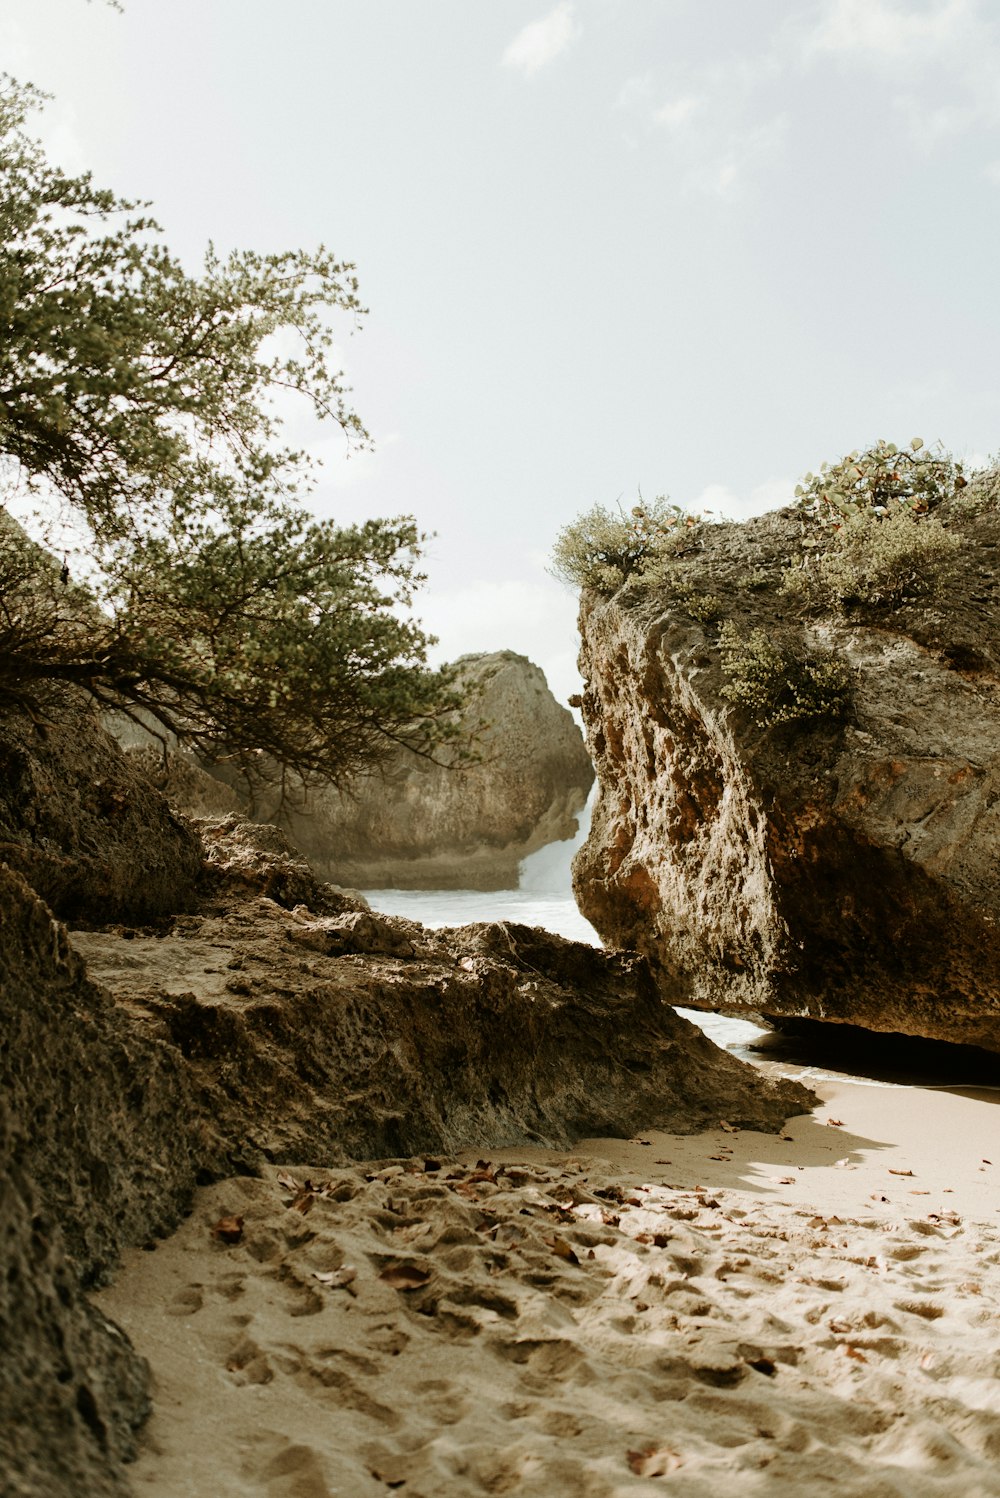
left=0, top=689, right=202, bottom=923
left=1, top=791, right=813, bottom=1494
left=262, top=651, right=594, bottom=890
left=572, top=491, right=1000, bottom=1052
left=74, top=890, right=813, bottom=1168
left=0, top=864, right=203, bottom=1497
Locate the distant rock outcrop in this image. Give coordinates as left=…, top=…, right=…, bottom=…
left=572, top=480, right=1000, bottom=1053
left=267, top=650, right=594, bottom=889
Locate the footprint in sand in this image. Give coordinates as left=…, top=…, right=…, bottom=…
left=165, top=1285, right=204, bottom=1316
left=258, top=1442, right=333, bottom=1498
left=223, top=1334, right=273, bottom=1386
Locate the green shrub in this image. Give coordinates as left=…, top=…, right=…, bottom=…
left=675, top=588, right=723, bottom=623
left=783, top=504, right=962, bottom=609
left=795, top=438, right=966, bottom=524
left=551, top=497, right=703, bottom=592
left=719, top=622, right=851, bottom=729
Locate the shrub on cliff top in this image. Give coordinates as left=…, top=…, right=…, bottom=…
left=787, top=439, right=965, bottom=610
left=795, top=438, right=966, bottom=524
left=551, top=497, right=704, bottom=592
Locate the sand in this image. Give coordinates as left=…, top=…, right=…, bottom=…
left=96, top=1077, right=1000, bottom=1498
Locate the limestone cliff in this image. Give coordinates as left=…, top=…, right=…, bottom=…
left=0, top=688, right=202, bottom=923
left=573, top=482, right=1000, bottom=1053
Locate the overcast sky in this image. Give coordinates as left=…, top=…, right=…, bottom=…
left=5, top=0, right=999, bottom=705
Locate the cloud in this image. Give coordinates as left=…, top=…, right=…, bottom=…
left=502, top=3, right=579, bottom=78
left=803, top=0, right=973, bottom=61
left=652, top=94, right=703, bottom=132
left=615, top=54, right=787, bottom=199
left=798, top=0, right=1000, bottom=146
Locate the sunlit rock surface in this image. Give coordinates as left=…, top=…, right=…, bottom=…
left=573, top=484, right=1000, bottom=1053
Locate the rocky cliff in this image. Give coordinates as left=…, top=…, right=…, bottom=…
left=572, top=478, right=1000, bottom=1053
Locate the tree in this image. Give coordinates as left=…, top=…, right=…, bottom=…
left=0, top=75, right=463, bottom=791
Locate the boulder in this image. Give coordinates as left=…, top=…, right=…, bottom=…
left=74, top=889, right=813, bottom=1167
left=572, top=480, right=1000, bottom=1052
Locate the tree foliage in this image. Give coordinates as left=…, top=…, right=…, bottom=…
left=0, top=75, right=463, bottom=790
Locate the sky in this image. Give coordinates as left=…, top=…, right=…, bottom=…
left=4, top=0, right=1000, bottom=706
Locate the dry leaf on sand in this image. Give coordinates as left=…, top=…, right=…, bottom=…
left=627, top=1446, right=683, bottom=1477
left=211, top=1215, right=244, bottom=1244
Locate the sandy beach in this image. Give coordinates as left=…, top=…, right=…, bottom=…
left=95, top=1074, right=1000, bottom=1498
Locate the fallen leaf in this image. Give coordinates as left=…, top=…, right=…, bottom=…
left=654, top=1159, right=672, bottom=1165
left=767, top=1176, right=795, bottom=1186
left=627, top=1447, right=683, bottom=1477
left=909, top=1189, right=930, bottom=1195
left=313, top=1266, right=357, bottom=1289
left=276, top=1171, right=300, bottom=1193
left=827, top=1119, right=845, bottom=1128
left=920, top=1352, right=936, bottom=1370
left=211, top=1215, right=244, bottom=1244
left=379, top=1263, right=432, bottom=1291
left=543, top=1236, right=580, bottom=1265
left=719, top=1121, right=738, bottom=1134
left=708, top=1155, right=727, bottom=1162
left=828, top=1318, right=851, bottom=1334
left=843, top=1344, right=867, bottom=1362
left=870, top=1193, right=890, bottom=1203
left=291, top=1192, right=315, bottom=1215
left=888, top=1169, right=915, bottom=1177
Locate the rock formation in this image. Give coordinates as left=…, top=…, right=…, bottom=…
left=572, top=480, right=1000, bottom=1053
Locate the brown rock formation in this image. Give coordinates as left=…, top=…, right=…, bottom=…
left=256, top=650, right=594, bottom=890
left=75, top=850, right=812, bottom=1166
left=572, top=484, right=1000, bottom=1052
left=0, top=864, right=203, bottom=1496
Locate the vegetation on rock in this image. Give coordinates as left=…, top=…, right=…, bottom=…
left=0, top=75, right=462, bottom=793
left=551, top=496, right=704, bottom=592
left=718, top=622, right=851, bottom=729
